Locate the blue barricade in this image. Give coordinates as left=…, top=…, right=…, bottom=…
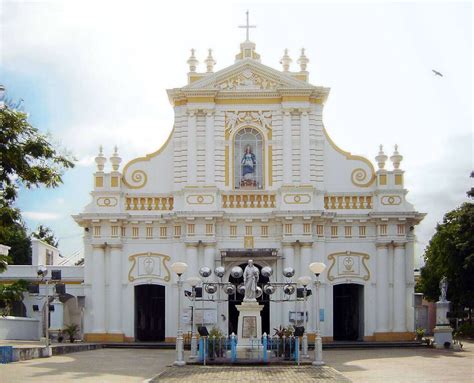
left=0, top=346, right=13, bottom=364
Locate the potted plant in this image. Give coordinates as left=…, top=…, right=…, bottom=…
left=415, top=328, right=425, bottom=341
left=273, top=325, right=295, bottom=359
left=57, top=330, right=64, bottom=343
left=64, top=323, right=79, bottom=343
left=207, top=327, right=224, bottom=359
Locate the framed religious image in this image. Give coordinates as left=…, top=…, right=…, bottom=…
left=242, top=316, right=257, bottom=338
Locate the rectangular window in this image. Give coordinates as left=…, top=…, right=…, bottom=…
left=245, top=226, right=252, bottom=235
left=121, top=226, right=126, bottom=237
left=261, top=225, right=268, bottom=237
left=331, top=226, right=338, bottom=237
left=206, top=224, right=214, bottom=236
left=230, top=225, right=237, bottom=237
left=132, top=227, right=139, bottom=238
left=344, top=226, right=352, bottom=238
left=379, top=224, right=387, bottom=236
left=93, top=226, right=101, bottom=237
left=160, top=227, right=167, bottom=238
left=359, top=226, right=366, bottom=238
left=111, top=226, right=119, bottom=238
left=397, top=224, right=405, bottom=235
left=303, top=223, right=311, bottom=234
left=316, top=225, right=324, bottom=237
left=187, top=224, right=195, bottom=236
left=146, top=227, right=153, bottom=239
left=284, top=223, right=292, bottom=235
left=174, top=225, right=181, bottom=237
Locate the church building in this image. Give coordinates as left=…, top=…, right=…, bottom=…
left=73, top=29, right=424, bottom=343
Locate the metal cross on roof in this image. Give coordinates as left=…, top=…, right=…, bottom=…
left=238, top=10, right=256, bottom=41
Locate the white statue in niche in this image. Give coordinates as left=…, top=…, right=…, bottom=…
left=243, top=259, right=259, bottom=301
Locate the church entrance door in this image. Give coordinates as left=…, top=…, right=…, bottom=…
left=228, top=263, right=270, bottom=336
left=135, top=284, right=165, bottom=341
left=333, top=284, right=364, bottom=341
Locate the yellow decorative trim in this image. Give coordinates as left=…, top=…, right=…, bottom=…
left=186, top=194, right=215, bottom=205
left=97, top=197, right=118, bottom=207
left=379, top=174, right=387, bottom=185
left=268, top=145, right=273, bottom=186
left=128, top=252, right=171, bottom=283
left=244, top=236, right=254, bottom=249
left=374, top=332, right=415, bottom=341
left=222, top=192, right=276, bottom=208
left=216, top=98, right=280, bottom=105
left=324, top=195, right=372, bottom=209
left=323, top=127, right=376, bottom=187
left=187, top=96, right=215, bottom=103
left=283, top=193, right=311, bottom=204
left=122, top=127, right=175, bottom=189
left=111, top=176, right=119, bottom=187
left=351, top=168, right=373, bottom=187
left=95, top=176, right=104, bottom=188
left=282, top=95, right=310, bottom=102
left=327, top=252, right=370, bottom=281
left=225, top=145, right=229, bottom=186
left=125, top=196, right=173, bottom=211
left=174, top=99, right=187, bottom=106
left=381, top=195, right=402, bottom=206
left=395, top=174, right=403, bottom=185
left=84, top=333, right=125, bottom=343
left=309, top=98, right=323, bottom=104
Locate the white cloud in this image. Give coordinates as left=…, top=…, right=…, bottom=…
left=23, top=211, right=62, bottom=221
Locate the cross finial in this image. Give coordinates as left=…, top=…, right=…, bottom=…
left=238, top=10, right=256, bottom=41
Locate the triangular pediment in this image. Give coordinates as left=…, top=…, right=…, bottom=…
left=184, top=59, right=315, bottom=91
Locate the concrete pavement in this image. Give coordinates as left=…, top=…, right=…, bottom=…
left=0, top=341, right=472, bottom=382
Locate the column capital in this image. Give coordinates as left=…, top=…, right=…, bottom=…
left=300, top=241, right=313, bottom=248
left=375, top=242, right=389, bottom=249
left=91, top=243, right=107, bottom=250
left=203, top=241, right=217, bottom=248
left=205, top=109, right=215, bottom=117
left=185, top=241, right=199, bottom=248
left=393, top=242, right=406, bottom=249
left=108, top=243, right=123, bottom=250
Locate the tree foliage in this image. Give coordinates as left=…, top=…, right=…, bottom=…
left=0, top=106, right=74, bottom=265
left=417, top=203, right=474, bottom=317
left=0, top=279, right=29, bottom=316
left=32, top=224, right=59, bottom=248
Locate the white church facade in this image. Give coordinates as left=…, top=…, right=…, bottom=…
left=72, top=36, right=425, bottom=343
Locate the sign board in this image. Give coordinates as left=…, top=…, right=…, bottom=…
left=182, top=307, right=217, bottom=325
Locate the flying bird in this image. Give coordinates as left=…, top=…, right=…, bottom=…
left=432, top=69, right=443, bottom=77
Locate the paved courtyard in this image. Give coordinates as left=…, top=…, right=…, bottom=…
left=0, top=341, right=472, bottom=382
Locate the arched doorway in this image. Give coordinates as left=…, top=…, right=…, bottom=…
left=228, top=263, right=270, bottom=335
left=135, top=284, right=165, bottom=341
left=333, top=283, right=364, bottom=341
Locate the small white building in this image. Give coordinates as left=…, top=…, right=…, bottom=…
left=71, top=36, right=425, bottom=344
left=0, top=240, right=84, bottom=340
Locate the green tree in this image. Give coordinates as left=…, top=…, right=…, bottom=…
left=0, top=104, right=74, bottom=264
left=32, top=224, right=59, bottom=248
left=0, top=279, right=29, bottom=316
left=416, top=202, right=474, bottom=322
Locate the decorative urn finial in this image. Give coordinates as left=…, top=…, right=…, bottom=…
left=95, top=145, right=106, bottom=171
left=297, top=48, right=309, bottom=71
left=375, top=144, right=388, bottom=169
left=390, top=144, right=403, bottom=169
left=110, top=145, right=122, bottom=171
left=205, top=49, right=216, bottom=73
left=187, top=49, right=198, bottom=73
left=280, top=49, right=292, bottom=72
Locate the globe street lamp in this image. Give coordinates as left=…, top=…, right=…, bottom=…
left=297, top=275, right=312, bottom=358
left=309, top=262, right=326, bottom=366
left=186, top=276, right=201, bottom=361
left=171, top=262, right=188, bottom=366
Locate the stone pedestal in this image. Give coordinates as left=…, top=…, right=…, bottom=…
left=433, top=300, right=453, bottom=349
left=236, top=301, right=263, bottom=358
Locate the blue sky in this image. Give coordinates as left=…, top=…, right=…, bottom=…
left=1, top=0, right=472, bottom=266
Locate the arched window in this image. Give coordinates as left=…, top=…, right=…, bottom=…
left=234, top=127, right=263, bottom=189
